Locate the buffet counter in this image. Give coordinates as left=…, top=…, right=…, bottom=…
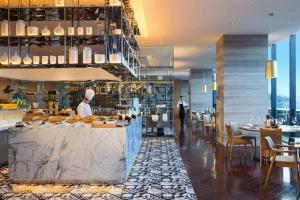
left=8, top=117, right=142, bottom=184
left=0, top=109, right=26, bottom=166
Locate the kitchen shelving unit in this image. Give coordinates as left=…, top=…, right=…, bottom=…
left=140, top=66, right=175, bottom=136
left=0, top=0, right=141, bottom=80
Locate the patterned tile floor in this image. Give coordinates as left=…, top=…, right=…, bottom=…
left=0, top=137, right=196, bottom=200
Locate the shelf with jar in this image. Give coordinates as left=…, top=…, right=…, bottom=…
left=0, top=39, right=139, bottom=73
left=0, top=0, right=123, bottom=9
left=0, top=53, right=138, bottom=71
left=0, top=3, right=139, bottom=44
left=0, top=0, right=141, bottom=79
left=0, top=18, right=132, bottom=39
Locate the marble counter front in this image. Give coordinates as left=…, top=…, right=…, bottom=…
left=8, top=117, right=142, bottom=184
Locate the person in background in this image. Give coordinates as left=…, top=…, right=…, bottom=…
left=177, top=96, right=188, bottom=126
left=77, top=89, right=95, bottom=117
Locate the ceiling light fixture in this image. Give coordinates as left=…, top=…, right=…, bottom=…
left=265, top=60, right=278, bottom=78
left=211, top=72, right=217, bottom=91
left=201, top=71, right=207, bottom=93
left=201, top=84, right=207, bottom=93
left=265, top=13, right=278, bottom=79
left=210, top=82, right=217, bottom=91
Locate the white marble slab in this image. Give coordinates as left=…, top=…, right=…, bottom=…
left=8, top=117, right=142, bottom=184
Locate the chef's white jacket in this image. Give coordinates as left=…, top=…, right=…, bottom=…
left=77, top=101, right=92, bottom=117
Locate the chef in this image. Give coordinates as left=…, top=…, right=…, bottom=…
left=77, top=89, right=95, bottom=117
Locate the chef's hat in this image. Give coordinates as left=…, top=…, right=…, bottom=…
left=85, top=89, right=95, bottom=101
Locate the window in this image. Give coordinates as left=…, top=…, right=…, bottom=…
left=276, top=38, right=290, bottom=120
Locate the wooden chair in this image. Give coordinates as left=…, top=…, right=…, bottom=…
left=263, top=136, right=299, bottom=192
left=203, top=114, right=215, bottom=135
left=195, top=112, right=204, bottom=127
left=225, top=124, right=254, bottom=160
left=260, top=128, right=282, bottom=166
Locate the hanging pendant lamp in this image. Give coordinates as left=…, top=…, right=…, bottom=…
left=210, top=81, right=217, bottom=91
left=265, top=60, right=278, bottom=79
left=200, top=70, right=207, bottom=93
left=265, top=13, right=278, bottom=79
left=201, top=84, right=207, bottom=93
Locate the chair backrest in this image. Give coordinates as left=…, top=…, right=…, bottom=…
left=264, top=136, right=277, bottom=151
left=211, top=116, right=215, bottom=123
left=260, top=128, right=282, bottom=152
left=196, top=112, right=201, bottom=120
left=203, top=114, right=211, bottom=124
left=229, top=122, right=242, bottom=135
left=225, top=124, right=234, bottom=143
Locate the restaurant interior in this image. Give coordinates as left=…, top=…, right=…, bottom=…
left=0, top=0, right=300, bottom=199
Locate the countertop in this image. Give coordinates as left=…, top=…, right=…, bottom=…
left=8, top=117, right=142, bottom=184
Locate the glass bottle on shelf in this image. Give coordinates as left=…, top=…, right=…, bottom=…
left=95, top=53, right=105, bottom=64
left=27, top=26, right=39, bottom=36
left=83, top=47, right=92, bottom=64
left=41, top=26, right=51, bottom=36
left=33, top=56, right=40, bottom=64
left=77, top=27, right=84, bottom=36
left=0, top=52, right=9, bottom=65
left=69, top=47, right=78, bottom=64
left=68, top=27, right=75, bottom=36
left=85, top=27, right=93, bottom=36
left=42, top=56, right=49, bottom=64
left=10, top=52, right=22, bottom=65
left=58, top=55, right=65, bottom=64
left=50, top=55, right=57, bottom=64
left=16, top=20, right=26, bottom=36
left=54, top=23, right=64, bottom=36
left=1, top=20, right=9, bottom=36
left=96, top=21, right=105, bottom=35
left=23, top=54, right=32, bottom=65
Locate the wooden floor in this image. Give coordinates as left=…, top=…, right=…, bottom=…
left=175, top=121, right=298, bottom=200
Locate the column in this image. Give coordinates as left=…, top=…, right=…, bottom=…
left=216, top=35, right=269, bottom=144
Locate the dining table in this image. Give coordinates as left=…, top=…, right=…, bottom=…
left=239, top=124, right=300, bottom=133
left=239, top=124, right=300, bottom=160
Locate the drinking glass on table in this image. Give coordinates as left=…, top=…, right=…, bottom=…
left=250, top=115, right=254, bottom=124
left=256, top=116, right=261, bottom=126
left=277, top=118, right=283, bottom=126
left=292, top=117, right=297, bottom=126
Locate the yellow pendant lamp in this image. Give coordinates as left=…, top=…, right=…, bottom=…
left=210, top=81, right=217, bottom=91
left=201, top=84, right=207, bottom=93
left=265, top=60, right=278, bottom=79
left=265, top=13, right=278, bottom=79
